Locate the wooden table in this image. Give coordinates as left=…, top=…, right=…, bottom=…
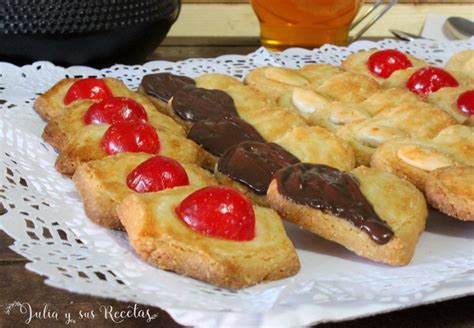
left=1, top=1, right=474, bottom=326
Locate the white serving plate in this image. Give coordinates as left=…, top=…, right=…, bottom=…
left=0, top=39, right=473, bottom=327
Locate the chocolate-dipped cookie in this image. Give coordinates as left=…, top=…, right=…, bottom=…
left=140, top=73, right=196, bottom=103
left=216, top=141, right=300, bottom=205
left=172, top=86, right=238, bottom=126
left=188, top=116, right=265, bottom=170
left=139, top=73, right=195, bottom=114
left=268, top=164, right=427, bottom=266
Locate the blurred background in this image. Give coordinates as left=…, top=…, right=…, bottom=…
left=160, top=0, right=473, bottom=60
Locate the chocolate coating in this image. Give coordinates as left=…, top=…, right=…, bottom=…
left=274, top=163, right=394, bottom=244
left=140, top=73, right=195, bottom=102
left=188, top=116, right=265, bottom=157
left=172, top=85, right=238, bottom=123
left=218, top=141, right=300, bottom=195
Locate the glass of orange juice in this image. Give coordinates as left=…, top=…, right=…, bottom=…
left=250, top=0, right=396, bottom=50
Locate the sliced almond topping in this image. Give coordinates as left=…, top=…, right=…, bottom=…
left=329, top=106, right=369, bottom=125
left=357, top=124, right=406, bottom=148
left=264, top=67, right=309, bottom=86
left=292, top=88, right=330, bottom=113
left=397, top=145, right=455, bottom=171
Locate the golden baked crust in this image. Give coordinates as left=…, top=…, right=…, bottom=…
left=267, top=166, right=427, bottom=266
left=237, top=106, right=307, bottom=142
left=306, top=88, right=418, bottom=131
left=33, top=77, right=145, bottom=121
left=315, top=72, right=380, bottom=103
left=117, top=186, right=300, bottom=288
left=445, top=50, right=474, bottom=79
left=42, top=99, right=185, bottom=152
left=244, top=64, right=344, bottom=101
left=275, top=126, right=356, bottom=171
left=425, top=166, right=474, bottom=221
left=194, top=73, right=242, bottom=90
left=73, top=153, right=216, bottom=229
left=297, top=63, right=344, bottom=88
left=342, top=49, right=426, bottom=82
left=225, top=84, right=275, bottom=111
left=276, top=87, right=332, bottom=122
left=279, top=88, right=418, bottom=133
left=42, top=100, right=93, bottom=151
left=55, top=124, right=204, bottom=176
left=373, top=102, right=456, bottom=138
left=371, top=125, right=474, bottom=191
left=33, top=78, right=77, bottom=121
left=305, top=102, right=369, bottom=133
left=381, top=67, right=417, bottom=90
left=428, top=86, right=474, bottom=125
left=337, top=102, right=457, bottom=166
left=361, top=87, right=421, bottom=116
left=244, top=66, right=310, bottom=100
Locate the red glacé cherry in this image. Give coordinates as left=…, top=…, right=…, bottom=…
left=367, top=49, right=413, bottom=79
left=457, top=90, right=474, bottom=116
left=64, top=78, right=113, bottom=105
left=101, top=121, right=160, bottom=155
left=84, top=97, right=148, bottom=125
left=406, top=67, right=459, bottom=97
left=175, top=186, right=255, bottom=241
left=127, top=155, right=189, bottom=193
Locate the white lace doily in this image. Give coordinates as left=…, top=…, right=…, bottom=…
left=1, top=38, right=473, bottom=328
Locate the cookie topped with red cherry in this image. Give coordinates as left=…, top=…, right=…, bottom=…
left=342, top=49, right=427, bottom=82
left=117, top=185, right=300, bottom=288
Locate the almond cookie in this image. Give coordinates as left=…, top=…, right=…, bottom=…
left=315, top=72, right=380, bottom=103
left=73, top=153, right=216, bottom=229
left=425, top=166, right=474, bottom=221
left=215, top=85, right=309, bottom=143
left=34, top=77, right=145, bottom=121
left=244, top=66, right=312, bottom=100
left=274, top=126, right=356, bottom=171
left=279, top=87, right=419, bottom=132
left=297, top=63, right=344, bottom=89
left=224, top=84, right=276, bottom=112
left=55, top=123, right=204, bottom=176
left=117, top=185, right=300, bottom=288
left=244, top=65, right=345, bottom=101
left=278, top=74, right=386, bottom=120
left=304, top=102, right=369, bottom=133
left=42, top=98, right=185, bottom=152
left=194, top=73, right=242, bottom=90
left=305, top=88, right=419, bottom=133
left=360, top=87, right=421, bottom=116
left=337, top=102, right=457, bottom=165
left=342, top=49, right=426, bottom=82
left=277, top=88, right=333, bottom=121
left=267, top=164, right=427, bottom=266
left=237, top=106, right=307, bottom=142
left=428, top=86, right=474, bottom=126
left=371, top=125, right=474, bottom=191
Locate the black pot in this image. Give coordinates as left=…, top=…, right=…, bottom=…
left=0, top=0, right=181, bottom=67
